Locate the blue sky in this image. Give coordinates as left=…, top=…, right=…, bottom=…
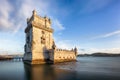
left=0, top=0, right=120, bottom=54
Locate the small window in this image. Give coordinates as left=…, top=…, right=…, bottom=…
left=42, top=31, right=45, bottom=34
left=41, top=31, right=46, bottom=44
left=41, top=36, right=45, bottom=44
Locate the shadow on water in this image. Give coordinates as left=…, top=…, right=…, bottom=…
left=24, top=64, right=56, bottom=80
left=24, top=63, right=78, bottom=80
left=24, top=62, right=107, bottom=80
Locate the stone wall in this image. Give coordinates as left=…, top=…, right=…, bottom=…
left=23, top=28, right=32, bottom=61
left=31, top=26, right=53, bottom=62
left=49, top=49, right=76, bottom=63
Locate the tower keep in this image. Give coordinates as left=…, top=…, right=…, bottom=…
left=24, top=10, right=54, bottom=64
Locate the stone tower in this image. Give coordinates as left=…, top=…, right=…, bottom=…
left=24, top=10, right=77, bottom=64
left=24, top=10, right=54, bottom=64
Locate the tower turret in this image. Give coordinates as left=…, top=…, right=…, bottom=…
left=32, top=9, right=37, bottom=15
left=74, top=47, right=77, bottom=56
left=52, top=41, right=56, bottom=50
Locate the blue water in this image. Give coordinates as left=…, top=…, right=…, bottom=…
left=0, top=57, right=120, bottom=80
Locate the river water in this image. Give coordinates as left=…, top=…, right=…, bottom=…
left=0, top=57, right=120, bottom=80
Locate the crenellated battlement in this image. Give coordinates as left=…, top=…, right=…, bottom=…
left=55, top=48, right=74, bottom=52
left=25, top=10, right=52, bottom=33
left=53, top=49, right=76, bottom=63
left=27, top=10, right=51, bottom=25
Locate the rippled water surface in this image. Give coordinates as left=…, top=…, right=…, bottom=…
left=0, top=57, right=120, bottom=80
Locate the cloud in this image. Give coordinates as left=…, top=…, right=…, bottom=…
left=0, top=0, right=14, bottom=31
left=55, top=38, right=120, bottom=54
left=80, top=0, right=113, bottom=13
left=12, top=24, right=24, bottom=34
left=52, top=19, right=65, bottom=31
left=18, top=0, right=50, bottom=18
left=104, top=48, right=120, bottom=53
left=0, top=39, right=24, bottom=54
left=54, top=36, right=80, bottom=51
left=92, top=30, right=120, bottom=39
left=102, top=30, right=120, bottom=37
left=13, top=0, right=51, bottom=34
left=81, top=48, right=120, bottom=54
left=0, top=0, right=65, bottom=34
left=55, top=40, right=73, bottom=50
left=18, top=0, right=65, bottom=33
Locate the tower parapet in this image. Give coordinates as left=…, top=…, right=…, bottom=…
left=25, top=10, right=53, bottom=33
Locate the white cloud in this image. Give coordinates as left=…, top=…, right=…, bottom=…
left=92, top=30, right=120, bottom=39
left=0, top=0, right=14, bottom=31
left=55, top=40, right=73, bottom=50
left=0, top=0, right=65, bottom=33
left=17, top=0, right=65, bottom=33
left=54, top=36, right=80, bottom=51
left=12, top=24, right=22, bottom=34
left=52, top=19, right=65, bottom=31
left=18, top=0, right=50, bottom=18
left=104, top=48, right=120, bottom=53
left=0, top=39, right=23, bottom=54
left=14, top=0, right=51, bottom=34
left=83, top=48, right=120, bottom=54
left=102, top=30, right=120, bottom=38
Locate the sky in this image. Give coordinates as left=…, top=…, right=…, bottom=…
left=0, top=0, right=120, bottom=54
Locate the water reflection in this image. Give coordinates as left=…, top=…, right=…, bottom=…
left=24, top=64, right=56, bottom=80
left=24, top=63, right=78, bottom=80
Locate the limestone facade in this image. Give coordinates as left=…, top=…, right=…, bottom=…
left=23, top=10, right=77, bottom=64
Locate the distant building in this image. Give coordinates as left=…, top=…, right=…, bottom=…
left=23, top=10, right=77, bottom=64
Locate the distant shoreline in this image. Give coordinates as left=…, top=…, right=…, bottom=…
left=0, top=57, right=12, bottom=60
left=0, top=55, right=23, bottom=60
left=77, top=53, right=120, bottom=57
